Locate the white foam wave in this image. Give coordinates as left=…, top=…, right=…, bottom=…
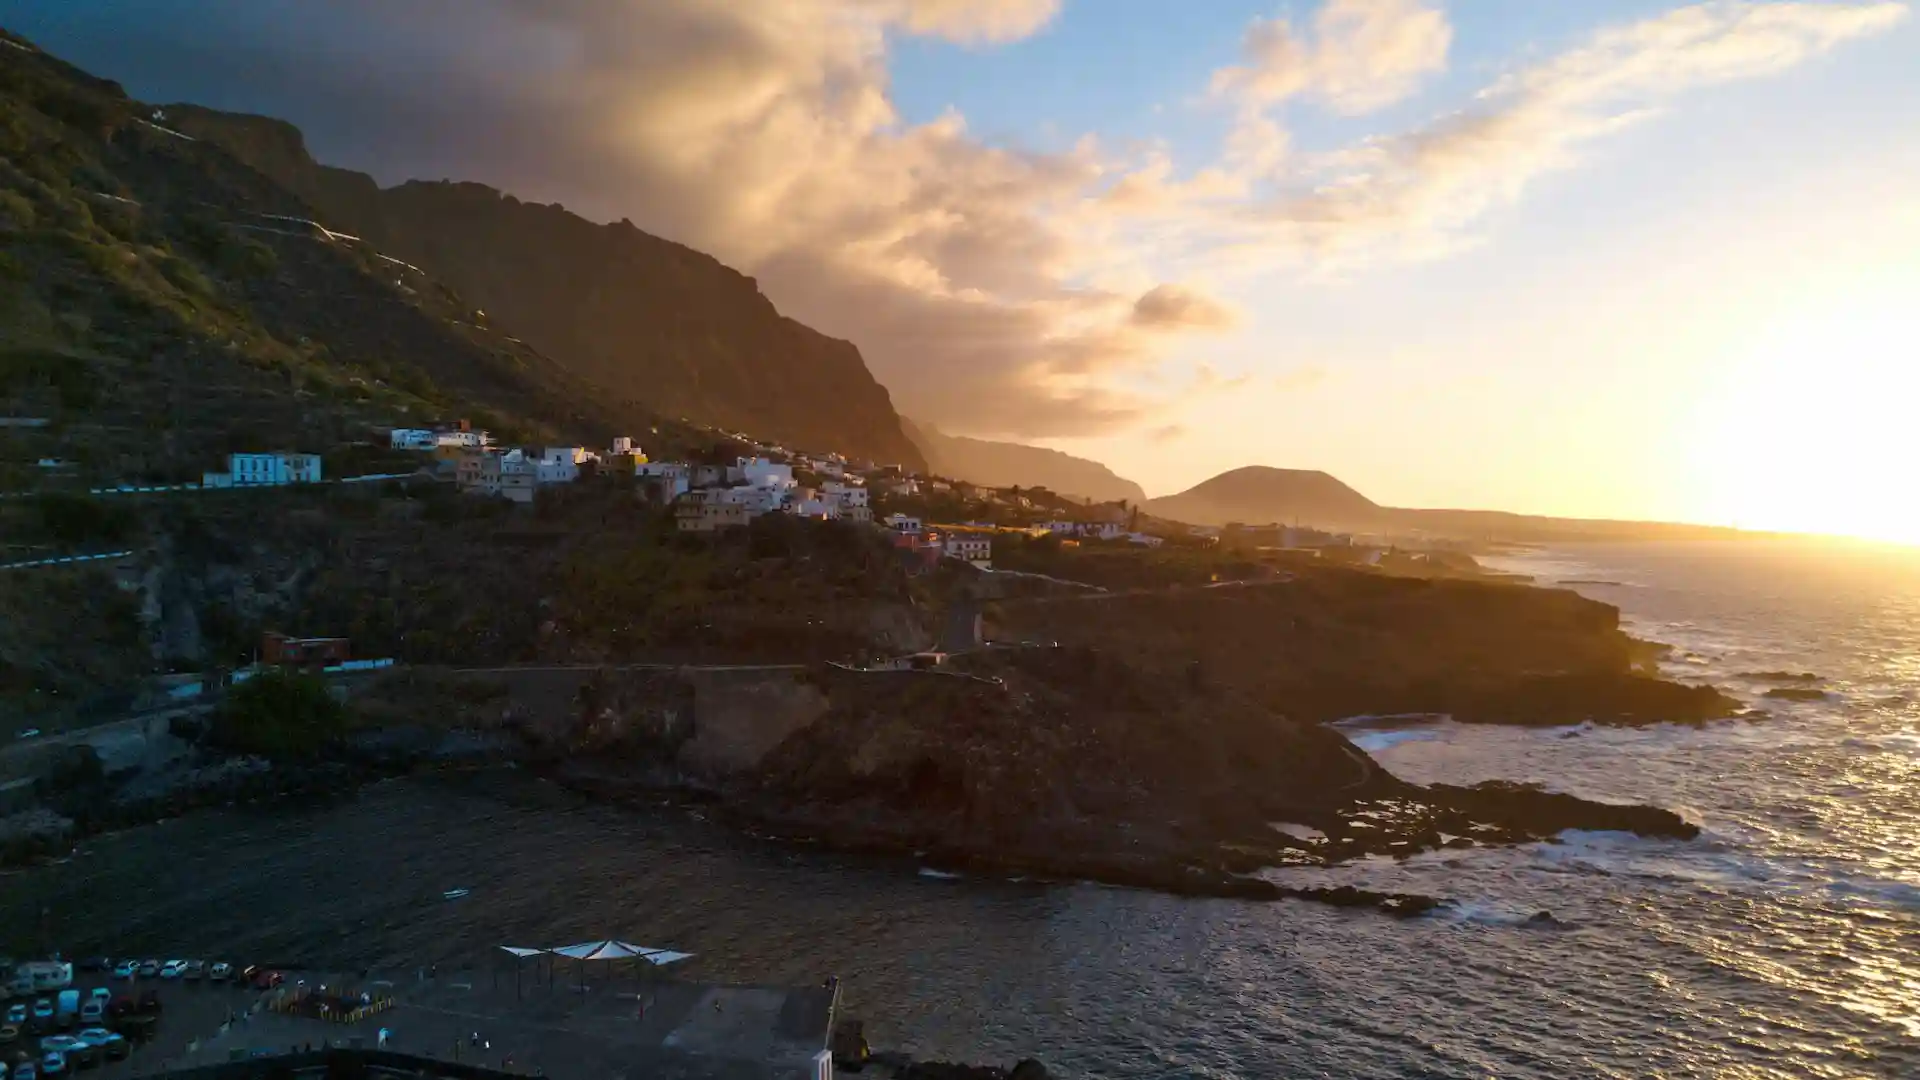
left=1346, top=729, right=1446, bottom=754
left=917, top=867, right=962, bottom=880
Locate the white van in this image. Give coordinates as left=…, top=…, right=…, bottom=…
left=19, top=964, right=72, bottom=992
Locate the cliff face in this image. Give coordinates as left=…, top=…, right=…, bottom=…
left=161, top=105, right=926, bottom=470
left=990, top=567, right=1739, bottom=727
left=902, top=418, right=1147, bottom=504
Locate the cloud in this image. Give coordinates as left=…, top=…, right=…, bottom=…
left=1130, top=284, right=1238, bottom=331
left=1146, top=424, right=1188, bottom=443
left=1245, top=1, right=1910, bottom=259
left=1274, top=365, right=1331, bottom=391
left=17, top=0, right=1906, bottom=443
left=1211, top=0, right=1452, bottom=114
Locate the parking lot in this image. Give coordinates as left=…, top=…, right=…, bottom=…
left=9, top=960, right=836, bottom=1080
left=4, top=965, right=275, bottom=1079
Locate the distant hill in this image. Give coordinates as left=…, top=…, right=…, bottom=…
left=158, top=104, right=926, bottom=470
left=1147, top=466, right=1763, bottom=543
left=903, top=419, right=1146, bottom=505
left=1145, top=467, right=1383, bottom=529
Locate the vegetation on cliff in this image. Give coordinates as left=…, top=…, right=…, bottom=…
left=159, top=103, right=926, bottom=471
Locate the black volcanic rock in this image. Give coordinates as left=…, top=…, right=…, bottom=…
left=162, top=104, right=926, bottom=469
left=1764, top=686, right=1829, bottom=702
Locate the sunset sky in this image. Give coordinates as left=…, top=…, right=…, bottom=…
left=7, top=1, right=1918, bottom=541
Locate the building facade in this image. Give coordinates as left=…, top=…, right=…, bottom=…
left=225, top=451, right=323, bottom=486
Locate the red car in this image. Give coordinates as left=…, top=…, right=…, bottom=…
left=249, top=971, right=282, bottom=991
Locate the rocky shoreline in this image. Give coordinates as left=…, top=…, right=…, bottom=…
left=5, top=566, right=1729, bottom=922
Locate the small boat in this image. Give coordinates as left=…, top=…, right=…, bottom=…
left=442, top=888, right=471, bottom=901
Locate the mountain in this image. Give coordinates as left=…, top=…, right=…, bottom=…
left=902, top=419, right=1146, bottom=504
left=0, top=30, right=660, bottom=485
left=155, top=104, right=926, bottom=470
left=1148, top=465, right=1763, bottom=543
left=1146, top=467, right=1383, bottom=529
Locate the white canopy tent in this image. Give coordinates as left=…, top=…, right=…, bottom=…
left=506, top=940, right=696, bottom=993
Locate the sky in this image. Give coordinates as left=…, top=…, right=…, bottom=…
left=4, top=0, right=1918, bottom=541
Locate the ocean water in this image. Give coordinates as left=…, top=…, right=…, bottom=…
left=5, top=540, right=1918, bottom=1078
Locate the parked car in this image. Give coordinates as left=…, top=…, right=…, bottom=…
left=97, top=1038, right=125, bottom=1063
left=0, top=1024, right=17, bottom=1045
left=182, top=961, right=203, bottom=982
left=28, top=1003, right=50, bottom=1029
left=133, top=963, right=156, bottom=980
left=36, top=1052, right=60, bottom=1077
left=207, top=963, right=231, bottom=983
left=14, top=1061, right=33, bottom=1080
left=156, top=963, right=184, bottom=981
left=72, top=1006, right=97, bottom=1030
left=106, top=965, right=132, bottom=983
left=2, top=1009, right=20, bottom=1027
left=37, top=1039, right=82, bottom=1056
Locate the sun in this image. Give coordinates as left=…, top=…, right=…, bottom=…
left=1686, top=291, right=1920, bottom=546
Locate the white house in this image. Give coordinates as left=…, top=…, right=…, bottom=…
left=944, top=533, right=992, bottom=569
left=723, top=484, right=790, bottom=515
left=435, top=429, right=490, bottom=449
left=219, top=451, right=323, bottom=487
left=885, top=513, right=924, bottom=535
left=1039, top=521, right=1077, bottom=535
left=885, top=478, right=919, bottom=497
left=536, top=447, right=588, bottom=485
left=636, top=461, right=692, bottom=501
left=790, top=493, right=838, bottom=519
left=823, top=482, right=867, bottom=509
left=810, top=458, right=846, bottom=479
left=390, top=428, right=437, bottom=450
left=493, top=450, right=535, bottom=503
left=610, top=436, right=636, bottom=456
left=739, top=457, right=795, bottom=489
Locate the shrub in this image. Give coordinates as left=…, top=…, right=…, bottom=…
left=209, top=670, right=351, bottom=757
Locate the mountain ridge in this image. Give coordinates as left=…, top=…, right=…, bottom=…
left=902, top=419, right=1147, bottom=505
left=1148, top=465, right=1768, bottom=542
left=157, top=104, right=927, bottom=470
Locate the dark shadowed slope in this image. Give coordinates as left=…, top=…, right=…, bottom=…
left=158, top=104, right=926, bottom=470
left=903, top=418, right=1147, bottom=504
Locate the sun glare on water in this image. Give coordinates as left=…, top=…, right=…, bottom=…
left=1688, top=293, right=1920, bottom=546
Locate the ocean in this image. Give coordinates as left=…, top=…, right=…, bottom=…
left=4, top=540, right=1917, bottom=1078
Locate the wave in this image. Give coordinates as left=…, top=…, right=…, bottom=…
left=1523, top=831, right=1920, bottom=914
left=1346, top=729, right=1447, bottom=754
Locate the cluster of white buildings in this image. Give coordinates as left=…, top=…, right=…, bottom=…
left=882, top=514, right=993, bottom=570
left=387, top=422, right=645, bottom=504
left=668, top=456, right=873, bottom=531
